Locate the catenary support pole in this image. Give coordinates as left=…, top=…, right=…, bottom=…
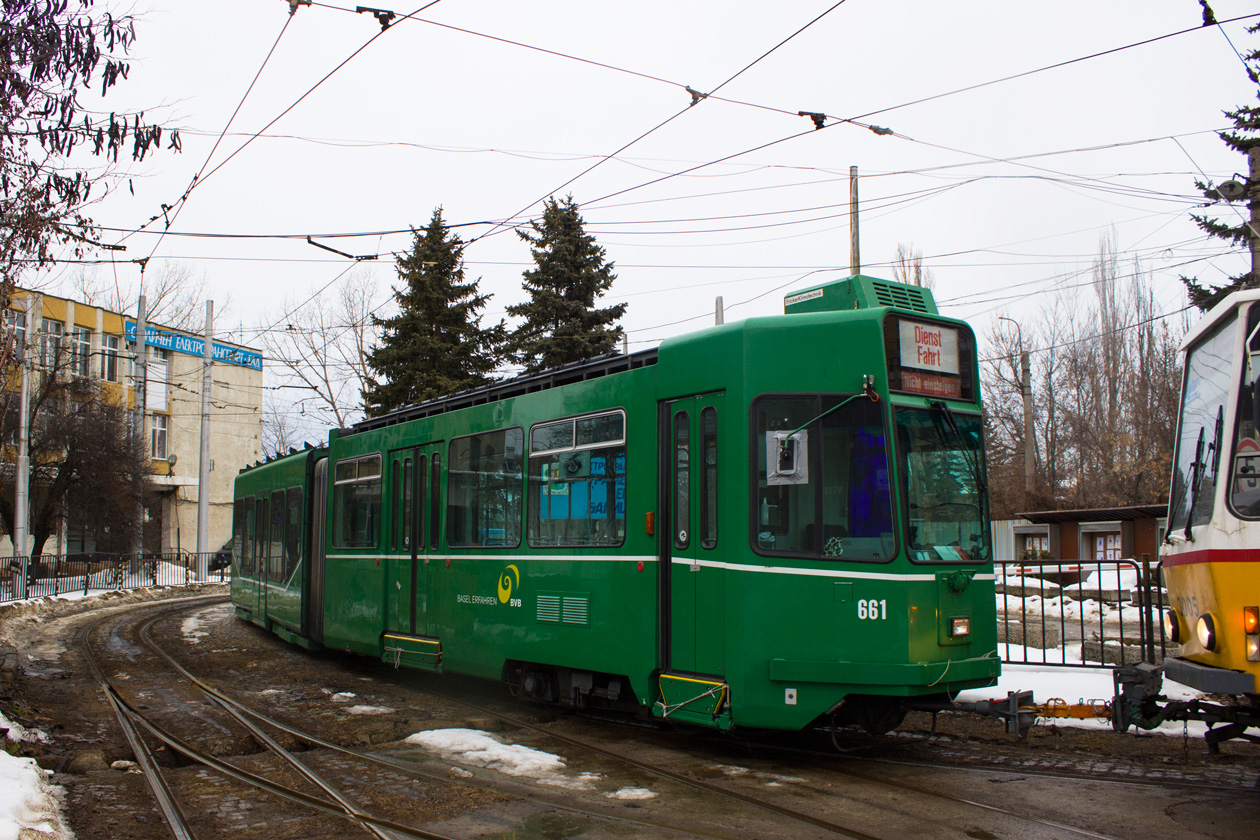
left=850, top=165, right=860, bottom=276
left=13, top=295, right=34, bottom=598
left=135, top=296, right=147, bottom=558
left=196, top=301, right=213, bottom=575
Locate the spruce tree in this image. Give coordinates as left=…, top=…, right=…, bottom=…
left=1181, top=21, right=1260, bottom=311
left=508, top=196, right=627, bottom=374
left=364, top=208, right=505, bottom=415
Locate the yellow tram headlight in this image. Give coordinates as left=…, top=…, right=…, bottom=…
left=1163, top=610, right=1183, bottom=644
left=949, top=616, right=971, bottom=639
left=1196, top=614, right=1218, bottom=652
left=1246, top=607, right=1260, bottom=662
left=1245, top=606, right=1259, bottom=635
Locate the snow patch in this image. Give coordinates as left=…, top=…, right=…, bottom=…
left=0, top=752, right=71, bottom=840
left=0, top=711, right=48, bottom=744
left=605, top=787, right=657, bottom=800
left=330, top=692, right=356, bottom=702
left=405, top=728, right=601, bottom=789
left=344, top=705, right=392, bottom=715
left=180, top=615, right=208, bottom=644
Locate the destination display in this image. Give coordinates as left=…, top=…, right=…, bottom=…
left=888, top=318, right=967, bottom=400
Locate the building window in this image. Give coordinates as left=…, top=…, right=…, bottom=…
left=151, top=414, right=168, bottom=460
left=71, top=327, right=91, bottom=377
left=147, top=347, right=169, bottom=411
left=1093, top=533, right=1121, bottom=563
left=4, top=310, right=26, bottom=360
left=100, top=334, right=120, bottom=382
left=1020, top=534, right=1050, bottom=560
left=39, top=320, right=63, bottom=368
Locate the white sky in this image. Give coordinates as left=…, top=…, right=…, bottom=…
left=26, top=1, right=1260, bottom=418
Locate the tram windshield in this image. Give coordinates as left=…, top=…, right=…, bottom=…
left=897, top=407, right=990, bottom=564
left=1168, top=313, right=1236, bottom=536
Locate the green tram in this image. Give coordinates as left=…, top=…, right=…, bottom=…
left=231, top=275, right=999, bottom=733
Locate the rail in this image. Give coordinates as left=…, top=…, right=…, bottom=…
left=997, top=554, right=1166, bottom=669
left=0, top=551, right=229, bottom=603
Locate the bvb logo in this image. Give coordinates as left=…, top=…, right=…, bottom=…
left=497, top=564, right=520, bottom=604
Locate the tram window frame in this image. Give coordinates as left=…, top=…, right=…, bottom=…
left=284, top=486, right=303, bottom=581
left=269, top=490, right=285, bottom=582
left=1229, top=303, right=1260, bottom=520
left=749, top=394, right=895, bottom=563
left=332, top=454, right=383, bottom=549
left=255, top=496, right=270, bottom=576
left=700, top=406, right=719, bottom=549
left=446, top=427, right=524, bottom=548
left=527, top=409, right=627, bottom=549
left=1169, top=314, right=1238, bottom=533
left=234, top=496, right=251, bottom=576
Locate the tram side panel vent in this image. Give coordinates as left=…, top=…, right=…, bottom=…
left=536, top=592, right=590, bottom=626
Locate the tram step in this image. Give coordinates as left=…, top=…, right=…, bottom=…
left=382, top=633, right=442, bottom=671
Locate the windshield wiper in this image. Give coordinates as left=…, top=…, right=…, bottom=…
left=929, top=401, right=987, bottom=496
left=1182, top=405, right=1223, bottom=541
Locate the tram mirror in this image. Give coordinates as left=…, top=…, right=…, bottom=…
left=767, top=431, right=809, bottom=485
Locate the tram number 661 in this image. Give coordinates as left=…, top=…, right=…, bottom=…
left=857, top=599, right=887, bottom=620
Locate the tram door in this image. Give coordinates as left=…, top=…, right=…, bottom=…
left=387, top=443, right=443, bottom=637
left=667, top=395, right=725, bottom=675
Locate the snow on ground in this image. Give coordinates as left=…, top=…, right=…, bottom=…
left=0, top=752, right=70, bottom=840
left=180, top=615, right=208, bottom=644
left=344, top=705, right=393, bottom=715
left=1, top=711, right=48, bottom=746
left=330, top=692, right=356, bottom=702
left=605, top=787, right=657, bottom=800
left=405, top=728, right=603, bottom=790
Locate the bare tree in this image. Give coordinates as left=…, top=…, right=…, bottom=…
left=891, top=243, right=934, bottom=289
left=71, top=263, right=228, bottom=332
left=262, top=270, right=381, bottom=430
left=983, top=232, right=1183, bottom=517
left=261, top=396, right=304, bottom=460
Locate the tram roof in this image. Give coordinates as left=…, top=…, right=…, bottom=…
left=346, top=348, right=659, bottom=434
left=1180, top=288, right=1260, bottom=351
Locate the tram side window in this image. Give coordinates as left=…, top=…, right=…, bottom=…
left=255, top=496, right=270, bottom=576
left=447, top=428, right=523, bottom=547
left=752, top=395, right=892, bottom=561
left=528, top=411, right=627, bottom=548
left=233, top=497, right=250, bottom=575
left=269, top=490, right=285, bottom=581
left=1233, top=306, right=1260, bottom=518
left=333, top=455, right=382, bottom=548
left=284, top=486, right=303, bottom=580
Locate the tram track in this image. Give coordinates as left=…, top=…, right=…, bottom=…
left=58, top=594, right=1257, bottom=840
left=79, top=596, right=859, bottom=839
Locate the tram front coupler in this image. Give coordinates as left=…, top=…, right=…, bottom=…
left=907, top=690, right=1037, bottom=739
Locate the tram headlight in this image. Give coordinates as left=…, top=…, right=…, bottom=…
left=1248, top=635, right=1260, bottom=662
left=1196, top=614, right=1218, bottom=652
left=949, top=616, right=971, bottom=639
left=1163, top=609, right=1183, bottom=644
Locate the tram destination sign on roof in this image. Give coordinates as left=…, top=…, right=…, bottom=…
left=124, top=321, right=263, bottom=370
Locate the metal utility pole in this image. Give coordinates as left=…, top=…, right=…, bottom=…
left=12, top=296, right=33, bottom=598
left=999, top=315, right=1035, bottom=499
left=715, top=296, right=724, bottom=325
left=134, top=296, right=147, bottom=557
left=196, top=301, right=213, bottom=575
left=849, top=165, right=860, bottom=276
left=1250, top=146, right=1259, bottom=285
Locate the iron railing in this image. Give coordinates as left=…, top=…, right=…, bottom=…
left=997, top=554, right=1166, bottom=668
left=1, top=551, right=229, bottom=604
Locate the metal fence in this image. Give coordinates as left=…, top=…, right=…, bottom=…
left=1, top=551, right=228, bottom=604
left=997, top=555, right=1166, bottom=668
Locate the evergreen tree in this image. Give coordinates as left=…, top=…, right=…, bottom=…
left=1181, top=21, right=1260, bottom=311
left=508, top=196, right=626, bottom=374
left=364, top=208, right=505, bottom=416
